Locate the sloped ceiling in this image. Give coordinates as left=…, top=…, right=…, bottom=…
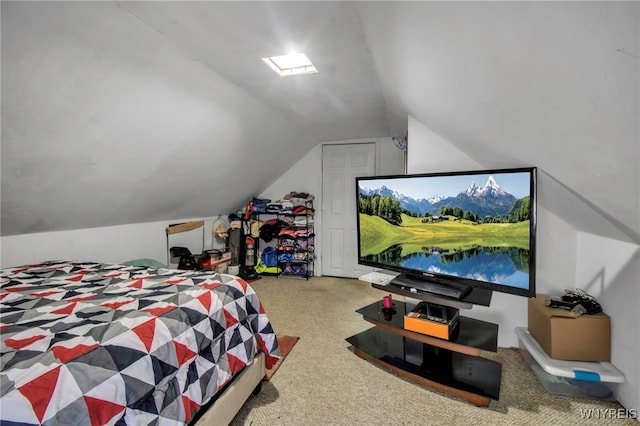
left=357, top=1, right=639, bottom=243
left=2, top=1, right=638, bottom=242
left=1, top=1, right=388, bottom=235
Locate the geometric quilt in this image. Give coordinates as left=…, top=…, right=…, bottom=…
left=0, top=261, right=280, bottom=425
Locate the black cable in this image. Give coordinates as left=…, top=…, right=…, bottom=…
left=561, top=288, right=602, bottom=314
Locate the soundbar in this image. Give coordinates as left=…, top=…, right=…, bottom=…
left=390, top=274, right=472, bottom=300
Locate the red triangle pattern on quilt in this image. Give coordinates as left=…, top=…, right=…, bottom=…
left=5, top=335, right=47, bottom=350
left=66, top=275, right=86, bottom=282
left=201, top=282, right=221, bottom=290
left=226, top=353, right=246, bottom=375
left=52, top=302, right=77, bottom=315
left=5, top=285, right=30, bottom=292
left=29, top=290, right=62, bottom=298
left=51, top=343, right=99, bottom=363
left=142, top=305, right=176, bottom=317
left=101, top=272, right=125, bottom=278
left=257, top=334, right=280, bottom=370
left=223, top=309, right=238, bottom=327
left=128, top=279, right=144, bottom=289
left=138, top=274, right=155, bottom=279
left=237, top=279, right=248, bottom=292
left=67, top=294, right=97, bottom=303
left=101, top=299, right=135, bottom=310
left=173, top=341, right=197, bottom=365
left=84, top=396, right=125, bottom=426
left=181, top=395, right=200, bottom=421
left=197, top=292, right=211, bottom=312
left=18, top=365, right=61, bottom=422
left=132, top=319, right=156, bottom=353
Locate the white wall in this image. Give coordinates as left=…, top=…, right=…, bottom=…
left=376, top=136, right=406, bottom=176
left=576, top=232, right=640, bottom=411
left=409, top=114, right=640, bottom=411
left=258, top=144, right=323, bottom=208
left=406, top=118, right=482, bottom=173
left=0, top=216, right=227, bottom=269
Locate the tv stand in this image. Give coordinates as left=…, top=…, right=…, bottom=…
left=346, top=282, right=501, bottom=407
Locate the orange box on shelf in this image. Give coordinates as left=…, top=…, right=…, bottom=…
left=404, top=302, right=460, bottom=340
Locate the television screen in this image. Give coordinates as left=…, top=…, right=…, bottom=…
left=356, top=167, right=536, bottom=299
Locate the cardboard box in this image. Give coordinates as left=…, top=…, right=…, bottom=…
left=528, top=294, right=610, bottom=362
left=404, top=302, right=459, bottom=340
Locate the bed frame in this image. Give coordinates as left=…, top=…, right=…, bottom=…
left=192, top=352, right=266, bottom=425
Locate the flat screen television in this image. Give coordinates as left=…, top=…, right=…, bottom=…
left=356, top=167, right=536, bottom=301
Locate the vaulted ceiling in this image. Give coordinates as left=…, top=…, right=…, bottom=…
left=2, top=1, right=638, bottom=242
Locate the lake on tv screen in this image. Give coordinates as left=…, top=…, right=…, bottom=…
left=363, top=245, right=530, bottom=289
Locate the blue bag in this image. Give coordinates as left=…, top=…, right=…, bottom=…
left=261, top=246, right=278, bottom=267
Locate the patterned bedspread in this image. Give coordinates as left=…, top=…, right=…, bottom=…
left=0, top=261, right=280, bottom=425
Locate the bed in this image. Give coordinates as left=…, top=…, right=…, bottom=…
left=0, top=260, right=280, bottom=425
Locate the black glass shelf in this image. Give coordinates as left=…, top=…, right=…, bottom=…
left=356, top=300, right=498, bottom=353
left=372, top=281, right=492, bottom=308
left=346, top=327, right=501, bottom=401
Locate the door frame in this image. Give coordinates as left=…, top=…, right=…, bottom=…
left=320, top=141, right=378, bottom=278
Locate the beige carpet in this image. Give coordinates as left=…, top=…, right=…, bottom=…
left=230, top=276, right=633, bottom=425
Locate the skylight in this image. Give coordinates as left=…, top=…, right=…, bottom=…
left=262, top=52, right=318, bottom=76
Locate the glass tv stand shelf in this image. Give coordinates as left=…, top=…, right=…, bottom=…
left=345, top=284, right=502, bottom=407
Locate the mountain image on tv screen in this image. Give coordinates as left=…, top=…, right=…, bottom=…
left=357, top=171, right=533, bottom=289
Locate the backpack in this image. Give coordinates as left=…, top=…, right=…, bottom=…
left=261, top=246, right=278, bottom=267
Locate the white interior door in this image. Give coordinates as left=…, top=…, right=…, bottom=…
left=321, top=143, right=376, bottom=277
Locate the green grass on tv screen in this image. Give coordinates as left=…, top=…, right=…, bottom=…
left=359, top=213, right=530, bottom=257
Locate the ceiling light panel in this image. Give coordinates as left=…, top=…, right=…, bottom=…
left=262, top=52, right=318, bottom=76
